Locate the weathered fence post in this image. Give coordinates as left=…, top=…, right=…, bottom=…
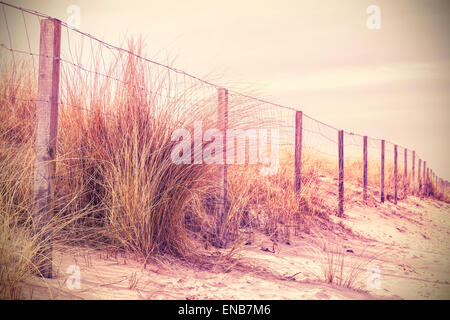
left=436, top=175, right=438, bottom=193
left=431, top=170, right=433, bottom=194
left=418, top=159, right=422, bottom=195
left=295, top=111, right=303, bottom=193
left=394, top=145, right=398, bottom=204
left=433, top=174, right=435, bottom=194
left=338, top=130, right=344, bottom=216
left=435, top=173, right=437, bottom=194
left=412, top=151, right=415, bottom=194
left=423, top=161, right=427, bottom=196
left=434, top=175, right=436, bottom=194
left=432, top=171, right=435, bottom=194
left=438, top=178, right=441, bottom=194
left=404, top=148, right=407, bottom=195
left=363, top=136, right=368, bottom=200
left=428, top=168, right=431, bottom=194
left=381, top=140, right=385, bottom=203
left=438, top=178, right=440, bottom=194
left=215, top=88, right=228, bottom=248
left=32, top=18, right=61, bottom=279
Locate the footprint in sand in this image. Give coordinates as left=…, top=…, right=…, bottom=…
left=315, top=291, right=330, bottom=299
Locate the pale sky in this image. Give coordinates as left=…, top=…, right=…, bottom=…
left=4, top=0, right=450, bottom=180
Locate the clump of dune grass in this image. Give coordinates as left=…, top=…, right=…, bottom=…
left=0, top=59, right=38, bottom=299
left=0, top=184, right=37, bottom=299
left=1, top=34, right=446, bottom=299
left=305, top=231, right=384, bottom=289
left=224, top=149, right=338, bottom=246
left=343, top=155, right=423, bottom=207
left=0, top=67, right=96, bottom=298
left=0, top=42, right=223, bottom=297
left=54, top=40, right=228, bottom=259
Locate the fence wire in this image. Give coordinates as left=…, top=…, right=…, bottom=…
left=0, top=0, right=447, bottom=228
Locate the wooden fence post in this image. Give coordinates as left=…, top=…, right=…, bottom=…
left=430, top=170, right=433, bottom=194
left=338, top=130, right=344, bottom=216
left=436, top=175, right=439, bottom=193
left=412, top=151, right=415, bottom=194
left=404, top=148, right=407, bottom=195
left=434, top=173, right=436, bottom=194
left=435, top=173, right=437, bottom=194
left=423, top=161, right=427, bottom=196
left=381, top=140, right=385, bottom=203
left=363, top=136, right=368, bottom=200
left=435, top=173, right=437, bottom=193
left=429, top=169, right=431, bottom=195
left=394, top=145, right=398, bottom=204
left=215, top=88, right=228, bottom=248
left=295, top=111, right=303, bottom=193
left=432, top=171, right=435, bottom=194
left=32, top=18, right=61, bottom=279
left=418, top=159, right=422, bottom=195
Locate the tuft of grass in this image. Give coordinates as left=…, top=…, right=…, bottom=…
left=1, top=37, right=446, bottom=299
left=0, top=43, right=221, bottom=297
left=303, top=231, right=384, bottom=290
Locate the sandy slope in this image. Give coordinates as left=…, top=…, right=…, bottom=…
left=25, top=197, right=450, bottom=300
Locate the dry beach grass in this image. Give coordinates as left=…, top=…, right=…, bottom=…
left=1, top=44, right=449, bottom=299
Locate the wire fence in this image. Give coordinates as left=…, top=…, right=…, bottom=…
left=1, top=0, right=448, bottom=224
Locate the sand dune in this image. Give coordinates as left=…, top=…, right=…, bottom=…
left=24, top=196, right=450, bottom=300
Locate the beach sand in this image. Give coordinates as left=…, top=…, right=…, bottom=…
left=25, top=196, right=450, bottom=300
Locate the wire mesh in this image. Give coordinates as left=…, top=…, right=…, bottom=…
left=0, top=0, right=445, bottom=228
